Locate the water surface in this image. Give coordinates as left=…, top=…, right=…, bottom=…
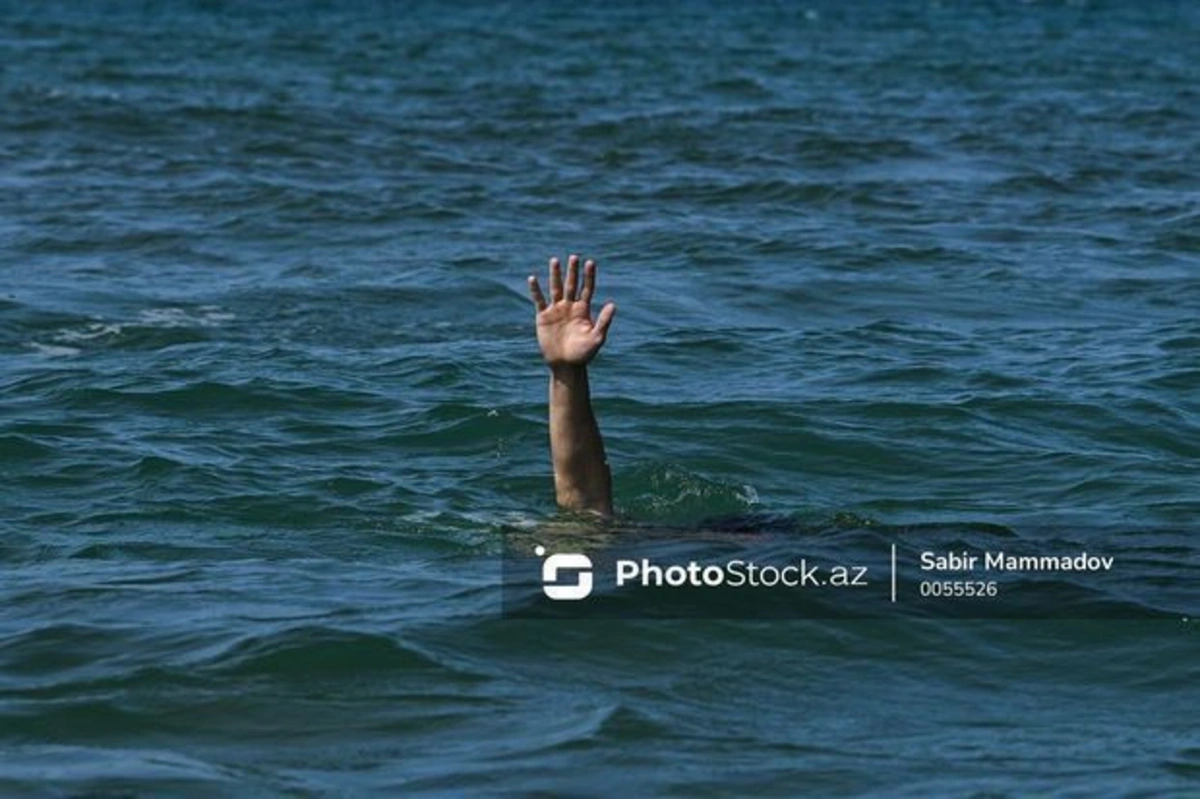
left=2, top=1, right=1198, bottom=795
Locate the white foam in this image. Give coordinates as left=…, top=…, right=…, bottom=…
left=45, top=307, right=235, bottom=349
left=138, top=306, right=234, bottom=328
left=27, top=342, right=81, bottom=357
left=54, top=322, right=123, bottom=343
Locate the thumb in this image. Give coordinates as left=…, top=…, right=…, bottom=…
left=594, top=302, right=617, bottom=338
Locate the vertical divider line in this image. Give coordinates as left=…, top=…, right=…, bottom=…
left=891, top=544, right=897, bottom=603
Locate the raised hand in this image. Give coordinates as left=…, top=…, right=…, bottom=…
left=528, top=254, right=617, bottom=369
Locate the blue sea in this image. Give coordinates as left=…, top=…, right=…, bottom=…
left=2, top=1, right=1198, bottom=796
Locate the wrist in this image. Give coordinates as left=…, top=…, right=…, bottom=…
left=549, top=362, right=587, bottom=376
left=549, top=362, right=588, bottom=387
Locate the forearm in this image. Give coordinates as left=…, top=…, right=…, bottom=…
left=548, top=364, right=612, bottom=516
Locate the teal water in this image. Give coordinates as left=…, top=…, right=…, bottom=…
left=2, top=1, right=1199, bottom=795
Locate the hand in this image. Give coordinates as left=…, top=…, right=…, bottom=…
left=528, top=254, right=617, bottom=369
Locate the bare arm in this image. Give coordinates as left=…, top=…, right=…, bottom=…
left=527, top=255, right=617, bottom=516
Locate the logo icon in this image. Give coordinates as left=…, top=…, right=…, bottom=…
left=535, top=545, right=593, bottom=601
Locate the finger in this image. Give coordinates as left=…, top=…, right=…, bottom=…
left=594, top=302, right=617, bottom=339
left=549, top=257, right=563, bottom=302
left=565, top=254, right=580, bottom=301
left=581, top=259, right=597, bottom=305
left=528, top=275, right=548, bottom=311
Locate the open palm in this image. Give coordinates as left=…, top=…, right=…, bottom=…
left=528, top=255, right=617, bottom=368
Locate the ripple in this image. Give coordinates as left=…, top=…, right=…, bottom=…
left=0, top=745, right=239, bottom=794
left=199, top=626, right=486, bottom=682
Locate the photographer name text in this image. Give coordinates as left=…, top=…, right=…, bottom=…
left=920, top=550, right=1114, bottom=573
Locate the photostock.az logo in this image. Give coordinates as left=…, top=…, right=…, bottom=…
left=535, top=545, right=593, bottom=601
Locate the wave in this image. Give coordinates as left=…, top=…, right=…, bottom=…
left=197, top=625, right=485, bottom=682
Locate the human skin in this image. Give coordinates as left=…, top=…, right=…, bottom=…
left=527, top=254, right=617, bottom=516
